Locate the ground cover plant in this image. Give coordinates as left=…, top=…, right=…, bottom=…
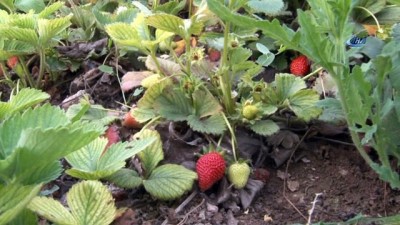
left=1, top=0, right=400, bottom=224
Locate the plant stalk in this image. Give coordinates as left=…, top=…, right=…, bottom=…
left=150, top=50, right=164, bottom=76
left=0, top=62, right=12, bottom=82
left=36, top=49, right=46, bottom=88
left=18, top=57, right=35, bottom=87
left=185, top=37, right=192, bottom=75
left=219, top=20, right=235, bottom=114
left=222, top=112, right=237, bottom=162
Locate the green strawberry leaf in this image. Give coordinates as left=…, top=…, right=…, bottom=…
left=66, top=101, right=116, bottom=130
left=37, top=15, right=72, bottom=45
left=317, top=98, right=346, bottom=124
left=288, top=89, right=322, bottom=122
left=192, top=89, right=223, bottom=117
left=247, top=0, right=284, bottom=16
left=371, top=163, right=400, bottom=189
left=131, top=107, right=157, bottom=123
left=2, top=126, right=100, bottom=184
left=0, top=0, right=14, bottom=12
left=68, top=181, right=116, bottom=225
left=206, top=0, right=300, bottom=51
left=154, top=88, right=192, bottom=121
left=274, top=73, right=306, bottom=102
left=187, top=114, right=227, bottom=135
left=29, top=180, right=116, bottom=225
left=230, top=47, right=252, bottom=65
left=0, top=88, right=49, bottom=120
left=14, top=0, right=45, bottom=13
left=255, top=43, right=275, bottom=67
left=0, top=39, right=35, bottom=60
left=28, top=196, right=76, bottom=225
left=155, top=0, right=187, bottom=15
left=260, top=104, right=278, bottom=116
left=17, top=161, right=62, bottom=185
left=0, top=27, right=37, bottom=46
left=296, top=10, right=336, bottom=73
left=344, top=66, right=372, bottom=127
left=249, top=119, right=279, bottom=136
left=105, top=22, right=143, bottom=51
left=146, top=13, right=203, bottom=38
left=137, top=78, right=171, bottom=109
left=105, top=168, right=143, bottom=189
left=0, top=183, right=42, bottom=225
left=8, top=208, right=38, bottom=225
left=38, top=2, right=64, bottom=18
left=132, top=13, right=151, bottom=43
left=143, top=164, right=197, bottom=200
left=65, top=137, right=155, bottom=180
left=134, top=129, right=164, bottom=176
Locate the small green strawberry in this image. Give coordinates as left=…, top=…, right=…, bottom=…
left=228, top=161, right=251, bottom=189
left=242, top=104, right=259, bottom=120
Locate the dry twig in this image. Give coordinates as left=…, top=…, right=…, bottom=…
left=282, top=128, right=312, bottom=221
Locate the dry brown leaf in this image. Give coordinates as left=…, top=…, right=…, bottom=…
left=121, top=71, right=153, bottom=92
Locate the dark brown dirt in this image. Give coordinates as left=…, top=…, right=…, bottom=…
left=112, top=141, right=400, bottom=225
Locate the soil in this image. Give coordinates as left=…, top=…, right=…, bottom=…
left=109, top=141, right=400, bottom=225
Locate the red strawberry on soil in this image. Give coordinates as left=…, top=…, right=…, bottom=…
left=196, top=151, right=226, bottom=191
left=290, top=55, right=310, bottom=76
left=122, top=110, right=142, bottom=129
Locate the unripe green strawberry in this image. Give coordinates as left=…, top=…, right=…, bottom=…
left=228, top=162, right=251, bottom=189
left=141, top=74, right=161, bottom=88
left=196, top=152, right=226, bottom=191
left=242, top=104, right=258, bottom=120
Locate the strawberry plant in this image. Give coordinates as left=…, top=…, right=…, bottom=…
left=207, top=0, right=400, bottom=188
left=0, top=88, right=102, bottom=223
left=0, top=2, right=72, bottom=88
left=64, top=136, right=156, bottom=180
left=106, top=129, right=197, bottom=200
left=28, top=180, right=117, bottom=225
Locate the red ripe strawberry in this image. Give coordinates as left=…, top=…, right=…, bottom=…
left=7, top=56, right=18, bottom=69
left=208, top=48, right=221, bottom=62
left=103, top=125, right=120, bottom=155
left=196, top=152, right=226, bottom=191
left=122, top=110, right=142, bottom=129
left=290, top=55, right=310, bottom=76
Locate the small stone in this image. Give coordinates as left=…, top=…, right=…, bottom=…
left=264, top=215, right=273, bottom=222
left=277, top=170, right=290, bottom=180
left=287, top=180, right=300, bottom=192
left=339, top=168, right=348, bottom=176
left=226, top=210, right=238, bottom=225
left=301, top=157, right=311, bottom=163
left=206, top=202, right=219, bottom=213
left=198, top=209, right=206, bottom=220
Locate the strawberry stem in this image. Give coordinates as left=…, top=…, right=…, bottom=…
left=301, top=66, right=323, bottom=81
left=137, top=115, right=161, bottom=136
left=221, top=112, right=237, bottom=162
left=355, top=6, right=383, bottom=33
